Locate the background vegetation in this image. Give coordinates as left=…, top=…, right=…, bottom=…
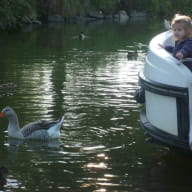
left=0, top=0, right=35, bottom=30
left=0, top=0, right=192, bottom=30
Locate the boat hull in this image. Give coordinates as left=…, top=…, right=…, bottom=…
left=138, top=30, right=192, bottom=151
left=139, top=73, right=190, bottom=151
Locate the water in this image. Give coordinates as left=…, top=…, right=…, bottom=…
left=0, top=20, right=191, bottom=192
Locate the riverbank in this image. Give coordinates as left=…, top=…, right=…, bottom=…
left=1, top=0, right=191, bottom=31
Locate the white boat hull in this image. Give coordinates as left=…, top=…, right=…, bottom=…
left=139, top=30, right=192, bottom=151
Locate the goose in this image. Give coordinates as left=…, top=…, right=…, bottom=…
left=127, top=50, right=138, bottom=56
left=127, top=50, right=138, bottom=59
left=0, top=106, right=64, bottom=140
left=79, top=32, right=85, bottom=40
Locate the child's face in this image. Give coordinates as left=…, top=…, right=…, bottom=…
left=172, top=23, right=187, bottom=40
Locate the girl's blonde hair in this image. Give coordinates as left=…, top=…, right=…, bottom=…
left=171, top=14, right=192, bottom=39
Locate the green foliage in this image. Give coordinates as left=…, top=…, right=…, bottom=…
left=120, top=0, right=148, bottom=12
left=0, top=0, right=33, bottom=30
left=146, top=0, right=192, bottom=17
left=62, top=0, right=87, bottom=18
left=90, top=0, right=120, bottom=13
left=1, top=0, right=192, bottom=30
left=36, top=0, right=49, bottom=20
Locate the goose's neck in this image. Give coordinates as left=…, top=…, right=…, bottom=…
left=8, top=112, right=23, bottom=138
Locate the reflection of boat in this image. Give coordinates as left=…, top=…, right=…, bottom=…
left=144, top=151, right=192, bottom=190
left=136, top=30, right=192, bottom=151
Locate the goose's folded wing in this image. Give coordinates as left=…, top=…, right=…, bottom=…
left=21, top=120, right=59, bottom=137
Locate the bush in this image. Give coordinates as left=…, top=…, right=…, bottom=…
left=90, top=0, right=120, bottom=13
left=0, top=0, right=33, bottom=30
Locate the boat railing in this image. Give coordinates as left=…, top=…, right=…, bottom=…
left=178, top=58, right=192, bottom=65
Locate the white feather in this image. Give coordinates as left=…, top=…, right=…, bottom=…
left=48, top=116, right=64, bottom=138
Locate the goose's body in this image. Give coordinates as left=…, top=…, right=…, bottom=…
left=0, top=106, right=64, bottom=140
left=127, top=50, right=138, bottom=56
left=79, top=32, right=85, bottom=40
left=127, top=50, right=138, bottom=60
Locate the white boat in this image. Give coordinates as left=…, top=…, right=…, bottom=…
left=136, top=30, right=192, bottom=151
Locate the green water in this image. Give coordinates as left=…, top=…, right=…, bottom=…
left=0, top=20, right=191, bottom=192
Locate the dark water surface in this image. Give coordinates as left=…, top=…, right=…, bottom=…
left=0, top=20, right=191, bottom=192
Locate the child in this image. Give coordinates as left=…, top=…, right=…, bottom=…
left=159, top=14, right=192, bottom=69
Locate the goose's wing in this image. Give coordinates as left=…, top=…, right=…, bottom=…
left=21, top=120, right=60, bottom=137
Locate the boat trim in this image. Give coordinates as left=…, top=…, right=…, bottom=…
left=140, top=110, right=189, bottom=150
left=140, top=72, right=188, bottom=97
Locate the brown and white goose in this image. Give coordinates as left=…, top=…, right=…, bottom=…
left=0, top=106, right=64, bottom=140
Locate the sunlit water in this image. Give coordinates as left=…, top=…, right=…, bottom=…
left=0, top=20, right=191, bottom=192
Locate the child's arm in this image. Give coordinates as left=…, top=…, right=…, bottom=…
left=175, top=52, right=184, bottom=59
left=178, top=39, right=192, bottom=59
left=159, top=43, right=174, bottom=53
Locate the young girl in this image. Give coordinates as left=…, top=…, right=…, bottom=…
left=159, top=14, right=192, bottom=66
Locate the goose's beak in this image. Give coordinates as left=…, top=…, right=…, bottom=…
left=0, top=112, right=5, bottom=117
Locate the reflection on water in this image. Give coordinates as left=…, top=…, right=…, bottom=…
left=0, top=20, right=188, bottom=192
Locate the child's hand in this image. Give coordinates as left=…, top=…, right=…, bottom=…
left=176, top=51, right=184, bottom=59
left=158, top=43, right=165, bottom=48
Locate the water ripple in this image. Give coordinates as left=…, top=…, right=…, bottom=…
left=0, top=22, right=167, bottom=192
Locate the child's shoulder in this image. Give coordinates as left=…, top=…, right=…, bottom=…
left=182, top=38, right=192, bottom=44
left=184, top=38, right=192, bottom=47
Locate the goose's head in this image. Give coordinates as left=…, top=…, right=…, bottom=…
left=0, top=106, right=16, bottom=119
left=79, top=32, right=85, bottom=40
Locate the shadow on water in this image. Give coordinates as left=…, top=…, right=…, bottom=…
left=0, top=19, right=190, bottom=192
left=143, top=150, right=192, bottom=192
